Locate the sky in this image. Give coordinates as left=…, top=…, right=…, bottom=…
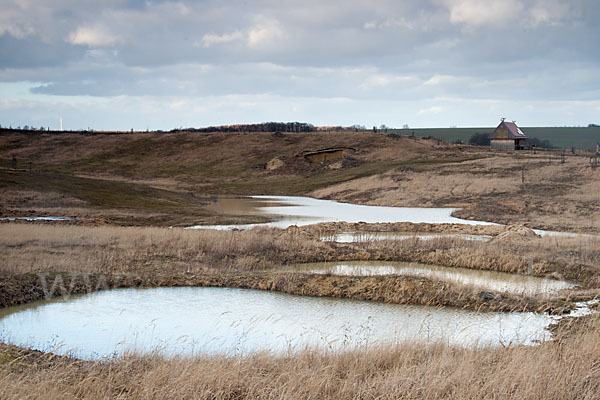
left=0, top=0, right=599, bottom=131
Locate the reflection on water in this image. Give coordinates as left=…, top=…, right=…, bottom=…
left=0, top=287, right=552, bottom=360
left=187, top=196, right=496, bottom=230
left=204, top=197, right=287, bottom=215
left=321, top=232, right=493, bottom=243
left=0, top=216, right=87, bottom=221
left=289, top=261, right=576, bottom=296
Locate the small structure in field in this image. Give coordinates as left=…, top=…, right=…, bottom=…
left=300, top=147, right=356, bottom=163
left=489, top=119, right=527, bottom=150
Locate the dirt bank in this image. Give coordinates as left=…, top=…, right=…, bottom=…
left=0, top=271, right=576, bottom=314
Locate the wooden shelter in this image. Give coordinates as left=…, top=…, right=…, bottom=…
left=299, top=147, right=356, bottom=163
left=489, top=119, right=527, bottom=150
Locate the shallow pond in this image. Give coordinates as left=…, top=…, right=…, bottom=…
left=0, top=287, right=553, bottom=360
left=321, top=232, right=493, bottom=243
left=188, top=196, right=495, bottom=230
left=287, top=261, right=576, bottom=296
left=0, top=216, right=86, bottom=221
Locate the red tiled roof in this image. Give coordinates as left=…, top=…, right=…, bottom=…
left=503, top=121, right=527, bottom=138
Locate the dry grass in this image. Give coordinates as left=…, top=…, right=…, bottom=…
left=0, top=131, right=481, bottom=227
left=3, top=132, right=600, bottom=398
left=312, top=153, right=600, bottom=233
left=4, top=131, right=598, bottom=232
left=0, top=130, right=444, bottom=188
left=1, top=224, right=600, bottom=398
left=1, top=316, right=599, bottom=399
left=357, top=233, right=600, bottom=284
left=0, top=223, right=598, bottom=314
left=0, top=189, right=89, bottom=209
left=0, top=224, right=328, bottom=276
left=2, top=223, right=600, bottom=286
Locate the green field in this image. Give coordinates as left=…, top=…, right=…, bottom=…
left=386, top=126, right=600, bottom=150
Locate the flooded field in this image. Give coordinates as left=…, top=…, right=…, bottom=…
left=0, top=287, right=553, bottom=360
left=288, top=261, right=576, bottom=296
left=188, top=196, right=496, bottom=229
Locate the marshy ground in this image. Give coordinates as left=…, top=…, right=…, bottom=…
left=1, top=130, right=600, bottom=398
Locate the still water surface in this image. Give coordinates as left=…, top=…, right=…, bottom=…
left=0, top=287, right=552, bottom=360
left=288, top=261, right=576, bottom=296
left=188, top=196, right=495, bottom=229
left=321, top=232, right=493, bottom=243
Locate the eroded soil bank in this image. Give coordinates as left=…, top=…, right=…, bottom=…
left=0, top=271, right=576, bottom=315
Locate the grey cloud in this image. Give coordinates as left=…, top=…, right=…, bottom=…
left=0, top=33, right=86, bottom=68
left=1, top=0, right=599, bottom=128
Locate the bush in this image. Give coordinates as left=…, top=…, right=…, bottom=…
left=527, top=137, right=554, bottom=149
left=468, top=132, right=490, bottom=146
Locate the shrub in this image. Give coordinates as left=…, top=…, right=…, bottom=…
left=468, top=132, right=490, bottom=146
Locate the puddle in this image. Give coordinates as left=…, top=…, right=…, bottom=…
left=532, top=229, right=594, bottom=238
left=188, top=196, right=595, bottom=240
left=0, top=216, right=90, bottom=221
left=321, top=232, right=493, bottom=243
left=187, top=196, right=496, bottom=230
left=287, top=261, right=576, bottom=296
left=0, top=287, right=553, bottom=360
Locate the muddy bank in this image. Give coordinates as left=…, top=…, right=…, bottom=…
left=0, top=271, right=575, bottom=314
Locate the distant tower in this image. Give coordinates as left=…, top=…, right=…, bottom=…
left=60, top=117, right=63, bottom=131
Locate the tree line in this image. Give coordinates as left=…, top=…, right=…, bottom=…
left=171, top=122, right=316, bottom=133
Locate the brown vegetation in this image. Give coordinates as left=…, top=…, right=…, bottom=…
left=313, top=152, right=600, bottom=233
left=1, top=223, right=598, bottom=312
left=0, top=130, right=473, bottom=226
left=2, top=130, right=600, bottom=398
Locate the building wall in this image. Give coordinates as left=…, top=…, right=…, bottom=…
left=493, top=126, right=509, bottom=139
left=490, top=139, right=514, bottom=150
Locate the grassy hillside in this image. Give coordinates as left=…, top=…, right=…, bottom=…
left=1, top=129, right=598, bottom=232
left=387, top=126, right=600, bottom=150
left=0, top=130, right=475, bottom=225
left=0, top=130, right=465, bottom=191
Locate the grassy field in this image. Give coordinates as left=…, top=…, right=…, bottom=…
left=1, top=130, right=599, bottom=231
left=314, top=152, right=600, bottom=233
left=1, top=222, right=600, bottom=399
left=1, top=222, right=599, bottom=310
left=387, top=126, right=600, bottom=150
left=1, top=129, right=600, bottom=398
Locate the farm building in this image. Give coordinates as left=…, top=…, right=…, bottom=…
left=489, top=119, right=527, bottom=150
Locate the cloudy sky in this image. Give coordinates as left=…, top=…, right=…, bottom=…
left=1, top=0, right=599, bottom=130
